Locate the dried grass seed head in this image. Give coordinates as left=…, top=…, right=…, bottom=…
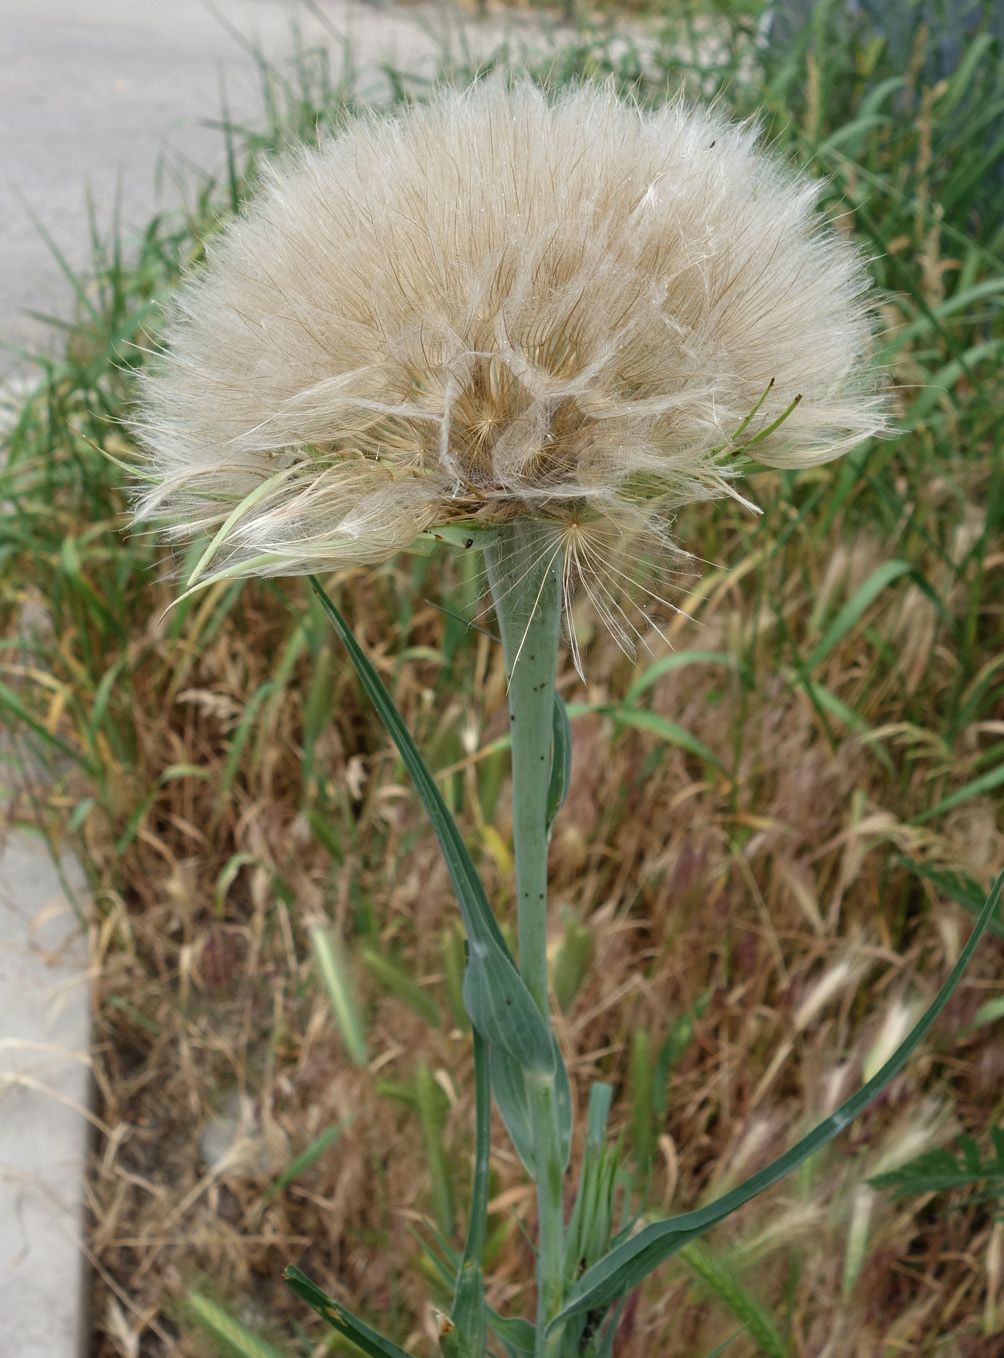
left=134, top=81, right=888, bottom=616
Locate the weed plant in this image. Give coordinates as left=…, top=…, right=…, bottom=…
left=1, top=4, right=1002, bottom=1355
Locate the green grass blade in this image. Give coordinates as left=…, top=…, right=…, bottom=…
left=564, top=703, right=722, bottom=771
left=623, top=650, right=751, bottom=706
left=630, top=1029, right=654, bottom=1173
left=896, top=858, right=1004, bottom=941
left=486, top=1310, right=536, bottom=1358
left=805, top=560, right=912, bottom=672
left=284, top=1266, right=417, bottom=1358
left=415, top=1061, right=454, bottom=1237
left=310, top=925, right=368, bottom=1067
left=361, top=946, right=441, bottom=1028
left=186, top=1292, right=287, bottom=1358
left=549, top=868, right=1004, bottom=1330
left=680, top=1243, right=786, bottom=1358
left=260, top=1122, right=349, bottom=1205
left=186, top=467, right=299, bottom=588
left=911, top=761, right=1004, bottom=826
left=308, top=576, right=555, bottom=1078
left=0, top=680, right=86, bottom=766
left=701, top=1333, right=743, bottom=1358
left=612, top=708, right=723, bottom=771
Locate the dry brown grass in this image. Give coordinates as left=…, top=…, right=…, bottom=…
left=59, top=491, right=1000, bottom=1356
left=2, top=13, right=1002, bottom=1356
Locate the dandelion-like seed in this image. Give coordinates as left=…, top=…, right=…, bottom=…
left=135, top=81, right=887, bottom=654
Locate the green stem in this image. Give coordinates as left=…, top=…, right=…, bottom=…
left=484, top=521, right=565, bottom=1355
left=448, top=1026, right=490, bottom=1358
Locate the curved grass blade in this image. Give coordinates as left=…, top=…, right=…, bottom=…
left=702, top=1333, right=743, bottom=1358
left=624, top=650, right=752, bottom=706
left=679, top=1242, right=785, bottom=1358
left=260, top=1121, right=349, bottom=1206
left=0, top=679, right=87, bottom=766
left=186, top=1291, right=286, bottom=1358
left=284, top=1265, right=417, bottom=1358
left=310, top=925, right=368, bottom=1067
left=805, top=559, right=912, bottom=672
left=186, top=468, right=300, bottom=588
left=309, top=576, right=554, bottom=1077
left=487, top=1310, right=536, bottom=1358
left=548, top=868, right=1004, bottom=1331
left=564, top=702, right=722, bottom=771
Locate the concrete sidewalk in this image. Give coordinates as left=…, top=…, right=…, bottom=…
left=0, top=0, right=558, bottom=378
left=0, top=834, right=90, bottom=1358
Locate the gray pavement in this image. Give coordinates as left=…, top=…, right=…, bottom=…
left=0, top=0, right=556, bottom=378
left=0, top=834, right=90, bottom=1358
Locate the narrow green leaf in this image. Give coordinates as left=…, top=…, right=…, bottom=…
left=486, top=1310, right=536, bottom=1358
left=911, top=760, right=1004, bottom=825
left=442, top=1266, right=485, bottom=1358
left=564, top=701, right=722, bottom=770
left=415, top=1061, right=454, bottom=1237
left=549, top=869, right=1004, bottom=1331
left=261, top=1122, right=349, bottom=1205
left=624, top=651, right=751, bottom=706
left=630, top=1030, right=654, bottom=1172
left=186, top=1292, right=286, bottom=1358
left=564, top=1082, right=619, bottom=1290
left=186, top=467, right=299, bottom=588
left=551, top=919, right=593, bottom=1013
left=805, top=559, right=912, bottom=672
left=897, top=857, right=1004, bottom=941
left=800, top=680, right=874, bottom=737
left=0, top=679, right=85, bottom=764
left=310, top=577, right=554, bottom=1078
left=653, top=989, right=712, bottom=1119
left=701, top=1332, right=743, bottom=1358
left=680, top=1242, right=786, bottom=1358
left=441, top=926, right=471, bottom=1032
left=612, top=708, right=723, bottom=771
left=464, top=944, right=556, bottom=1078
left=361, top=947, right=441, bottom=1028
left=310, top=925, right=368, bottom=1067
left=284, top=1266, right=416, bottom=1358
left=971, top=996, right=1004, bottom=1030
left=85, top=652, right=130, bottom=747
left=489, top=1036, right=572, bottom=1173
left=546, top=693, right=573, bottom=832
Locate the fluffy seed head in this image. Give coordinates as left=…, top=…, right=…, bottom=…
left=134, top=81, right=888, bottom=637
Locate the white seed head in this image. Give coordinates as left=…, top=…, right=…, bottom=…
left=134, top=81, right=889, bottom=618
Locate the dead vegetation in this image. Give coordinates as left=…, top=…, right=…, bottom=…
left=2, top=9, right=1003, bottom=1356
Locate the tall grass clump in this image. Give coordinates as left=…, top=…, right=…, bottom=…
left=1, top=5, right=1002, bottom=1356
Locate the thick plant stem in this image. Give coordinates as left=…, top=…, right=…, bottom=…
left=484, top=521, right=565, bottom=1354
